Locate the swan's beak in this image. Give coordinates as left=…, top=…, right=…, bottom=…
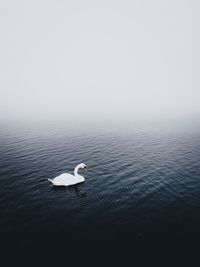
left=84, top=166, right=87, bottom=172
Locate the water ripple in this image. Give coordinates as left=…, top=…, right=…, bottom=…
left=1, top=125, right=200, bottom=236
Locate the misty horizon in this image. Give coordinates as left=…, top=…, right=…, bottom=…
left=0, top=0, right=199, bottom=124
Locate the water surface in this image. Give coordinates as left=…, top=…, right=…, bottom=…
left=1, top=123, right=200, bottom=266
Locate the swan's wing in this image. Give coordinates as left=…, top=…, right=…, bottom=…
left=53, top=173, right=74, bottom=183
left=51, top=173, right=85, bottom=186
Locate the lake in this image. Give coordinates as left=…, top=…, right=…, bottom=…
left=1, top=121, right=200, bottom=266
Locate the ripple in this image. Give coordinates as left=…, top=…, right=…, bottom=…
left=1, top=124, right=200, bottom=243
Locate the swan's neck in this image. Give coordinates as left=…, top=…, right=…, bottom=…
left=74, top=166, right=80, bottom=176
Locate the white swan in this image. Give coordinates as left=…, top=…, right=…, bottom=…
left=48, top=163, right=87, bottom=186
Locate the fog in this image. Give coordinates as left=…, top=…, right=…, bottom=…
left=0, top=0, right=200, bottom=124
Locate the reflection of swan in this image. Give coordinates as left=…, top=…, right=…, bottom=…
left=69, top=185, right=87, bottom=198
left=48, top=163, right=87, bottom=186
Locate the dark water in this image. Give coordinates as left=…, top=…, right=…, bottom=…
left=1, top=122, right=200, bottom=266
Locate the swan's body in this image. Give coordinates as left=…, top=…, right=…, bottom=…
left=48, top=163, right=87, bottom=186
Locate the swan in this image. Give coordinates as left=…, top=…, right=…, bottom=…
left=48, top=163, right=87, bottom=186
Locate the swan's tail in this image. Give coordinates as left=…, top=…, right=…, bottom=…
left=48, top=178, right=54, bottom=184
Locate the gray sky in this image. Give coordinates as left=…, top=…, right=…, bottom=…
left=0, top=0, right=199, bottom=124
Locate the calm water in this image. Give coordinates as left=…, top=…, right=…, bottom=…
left=1, top=122, right=200, bottom=266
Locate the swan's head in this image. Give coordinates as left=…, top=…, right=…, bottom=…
left=78, top=163, right=87, bottom=170
left=74, top=163, right=87, bottom=176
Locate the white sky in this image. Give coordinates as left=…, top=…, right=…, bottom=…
left=0, top=0, right=199, bottom=123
